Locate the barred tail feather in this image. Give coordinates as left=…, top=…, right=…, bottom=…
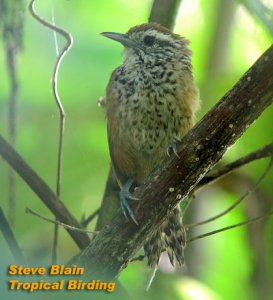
left=144, top=205, right=186, bottom=268
left=163, top=205, right=186, bottom=266
left=144, top=229, right=163, bottom=267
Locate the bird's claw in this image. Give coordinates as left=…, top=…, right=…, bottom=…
left=120, top=191, right=139, bottom=225
left=120, top=178, right=139, bottom=225
left=167, top=142, right=180, bottom=158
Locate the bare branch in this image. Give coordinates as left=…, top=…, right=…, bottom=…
left=0, top=207, right=26, bottom=264
left=149, top=0, right=182, bottom=29
left=130, top=255, right=146, bottom=263
left=187, top=157, right=273, bottom=228
left=25, top=208, right=97, bottom=235
left=95, top=167, right=120, bottom=230
left=197, top=142, right=273, bottom=189
left=7, top=46, right=17, bottom=227
left=0, top=134, right=90, bottom=249
left=82, top=208, right=100, bottom=227
left=2, top=0, right=25, bottom=226
left=188, top=210, right=273, bottom=243
left=239, top=0, right=273, bottom=35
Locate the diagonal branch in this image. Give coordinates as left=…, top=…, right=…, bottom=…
left=189, top=210, right=273, bottom=243
left=0, top=121, right=271, bottom=253
left=0, top=134, right=90, bottom=249
left=0, top=207, right=26, bottom=264
left=196, top=142, right=273, bottom=190
left=77, top=43, right=273, bottom=279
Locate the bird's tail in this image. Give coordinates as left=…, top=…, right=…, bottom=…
left=144, top=228, right=163, bottom=267
left=162, top=205, right=186, bottom=266
left=144, top=205, right=186, bottom=268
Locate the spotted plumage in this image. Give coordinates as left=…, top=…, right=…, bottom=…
left=103, top=23, right=199, bottom=268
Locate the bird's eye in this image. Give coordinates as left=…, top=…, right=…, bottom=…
left=143, top=35, right=155, bottom=46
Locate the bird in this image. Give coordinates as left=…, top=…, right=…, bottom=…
left=102, top=23, right=199, bottom=269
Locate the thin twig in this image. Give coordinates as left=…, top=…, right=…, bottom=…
left=26, top=207, right=97, bottom=235
left=29, top=0, right=73, bottom=263
left=188, top=210, right=273, bottom=243
left=81, top=208, right=100, bottom=227
left=130, top=254, right=146, bottom=262
left=0, top=207, right=26, bottom=264
left=197, top=142, right=273, bottom=189
left=186, top=157, right=273, bottom=228
left=51, top=2, right=61, bottom=265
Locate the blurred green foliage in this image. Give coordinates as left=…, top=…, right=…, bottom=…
left=0, top=1, right=273, bottom=300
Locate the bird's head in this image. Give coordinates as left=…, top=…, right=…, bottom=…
left=101, top=23, right=191, bottom=67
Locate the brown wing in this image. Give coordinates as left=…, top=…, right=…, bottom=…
left=175, top=72, right=200, bottom=139
left=105, top=69, right=137, bottom=187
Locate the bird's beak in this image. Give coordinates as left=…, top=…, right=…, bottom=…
left=101, top=32, right=137, bottom=48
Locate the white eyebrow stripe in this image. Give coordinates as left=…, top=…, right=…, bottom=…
left=143, top=30, right=173, bottom=43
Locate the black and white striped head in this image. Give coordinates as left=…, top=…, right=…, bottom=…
left=101, top=23, right=192, bottom=67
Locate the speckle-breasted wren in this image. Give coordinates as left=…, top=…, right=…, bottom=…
left=102, top=23, right=199, bottom=267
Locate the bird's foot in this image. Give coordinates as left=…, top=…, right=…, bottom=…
left=120, top=178, right=139, bottom=225
left=167, top=141, right=180, bottom=158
